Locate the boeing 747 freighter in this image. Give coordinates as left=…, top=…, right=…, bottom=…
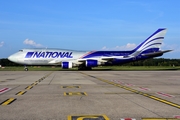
left=8, top=28, right=172, bottom=70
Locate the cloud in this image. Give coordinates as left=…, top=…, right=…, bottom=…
left=124, top=43, right=137, bottom=49
left=0, top=41, right=4, bottom=47
left=23, top=39, right=43, bottom=47
left=162, top=44, right=180, bottom=53
left=102, top=43, right=137, bottom=50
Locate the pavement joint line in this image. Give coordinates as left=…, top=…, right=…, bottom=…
left=61, top=86, right=81, bottom=88
left=80, top=72, right=180, bottom=109
left=104, top=92, right=136, bottom=94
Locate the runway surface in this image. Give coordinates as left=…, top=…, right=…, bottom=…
left=0, top=71, right=180, bottom=120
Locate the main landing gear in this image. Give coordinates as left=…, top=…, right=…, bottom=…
left=78, top=65, right=92, bottom=70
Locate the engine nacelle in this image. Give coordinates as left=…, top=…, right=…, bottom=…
left=61, top=62, right=73, bottom=69
left=86, top=60, right=99, bottom=67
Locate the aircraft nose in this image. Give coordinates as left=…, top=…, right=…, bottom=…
left=8, top=55, right=17, bottom=63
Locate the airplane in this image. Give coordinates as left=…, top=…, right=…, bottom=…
left=8, top=28, right=172, bottom=71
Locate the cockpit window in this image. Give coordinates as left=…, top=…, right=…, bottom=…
left=19, top=50, right=23, bottom=52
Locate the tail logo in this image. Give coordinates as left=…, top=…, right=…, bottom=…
left=134, top=28, right=167, bottom=53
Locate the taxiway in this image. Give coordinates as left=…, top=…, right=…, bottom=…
left=0, top=71, right=180, bottom=120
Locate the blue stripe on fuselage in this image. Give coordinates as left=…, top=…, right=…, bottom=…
left=82, top=51, right=135, bottom=58
left=82, top=48, right=160, bottom=59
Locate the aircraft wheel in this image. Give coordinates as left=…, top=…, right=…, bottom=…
left=78, top=66, right=92, bottom=70
left=24, top=68, right=28, bottom=71
left=86, top=67, right=92, bottom=70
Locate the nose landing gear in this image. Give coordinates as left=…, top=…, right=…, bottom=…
left=24, top=66, right=28, bottom=71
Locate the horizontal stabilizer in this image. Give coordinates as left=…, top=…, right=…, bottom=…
left=101, top=55, right=135, bottom=60
left=141, top=50, right=172, bottom=57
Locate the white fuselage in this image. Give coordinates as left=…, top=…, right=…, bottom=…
left=8, top=48, right=88, bottom=65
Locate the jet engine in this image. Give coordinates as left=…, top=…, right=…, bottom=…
left=85, top=60, right=99, bottom=67
left=61, top=62, right=73, bottom=69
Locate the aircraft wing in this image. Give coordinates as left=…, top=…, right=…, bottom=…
left=48, top=59, right=62, bottom=64
left=77, top=55, right=134, bottom=63
left=49, top=59, right=83, bottom=66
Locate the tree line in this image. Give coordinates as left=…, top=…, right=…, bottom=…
left=0, top=58, right=180, bottom=67
left=0, top=58, right=21, bottom=66
left=123, top=58, right=180, bottom=66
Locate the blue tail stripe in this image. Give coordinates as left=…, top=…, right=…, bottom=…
left=143, top=37, right=164, bottom=47
left=141, top=48, right=160, bottom=54
left=141, top=43, right=162, bottom=51
left=134, top=28, right=165, bottom=51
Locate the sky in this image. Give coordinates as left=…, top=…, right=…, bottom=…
left=0, top=0, right=180, bottom=58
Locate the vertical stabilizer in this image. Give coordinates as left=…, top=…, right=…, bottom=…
left=131, top=28, right=167, bottom=56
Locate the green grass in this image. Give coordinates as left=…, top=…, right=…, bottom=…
left=0, top=66, right=180, bottom=71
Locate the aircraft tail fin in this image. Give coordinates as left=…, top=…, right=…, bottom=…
left=133, top=28, right=167, bottom=53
